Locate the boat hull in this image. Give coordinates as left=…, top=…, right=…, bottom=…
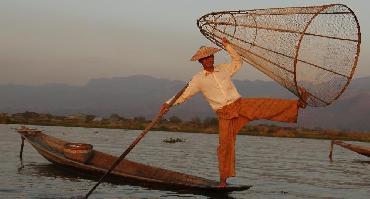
left=330, top=140, right=370, bottom=160
left=17, top=127, right=251, bottom=193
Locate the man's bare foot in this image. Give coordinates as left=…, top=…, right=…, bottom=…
left=218, top=178, right=228, bottom=188
left=298, top=87, right=309, bottom=109
left=218, top=181, right=227, bottom=188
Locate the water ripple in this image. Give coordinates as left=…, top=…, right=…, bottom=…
left=1, top=124, right=370, bottom=199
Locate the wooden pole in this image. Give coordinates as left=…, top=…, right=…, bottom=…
left=20, top=136, right=25, bottom=160
left=84, top=83, right=189, bottom=198
left=18, top=136, right=25, bottom=170
left=329, top=140, right=334, bottom=161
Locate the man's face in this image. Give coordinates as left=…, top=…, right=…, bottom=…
left=199, top=55, right=214, bottom=69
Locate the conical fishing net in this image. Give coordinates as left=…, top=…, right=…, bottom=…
left=197, top=4, right=361, bottom=107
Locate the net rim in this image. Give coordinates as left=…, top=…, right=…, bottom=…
left=196, top=4, right=361, bottom=107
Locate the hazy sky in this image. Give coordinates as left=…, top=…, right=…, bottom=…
left=0, top=0, right=369, bottom=85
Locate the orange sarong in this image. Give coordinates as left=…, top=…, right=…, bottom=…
left=216, top=98, right=299, bottom=180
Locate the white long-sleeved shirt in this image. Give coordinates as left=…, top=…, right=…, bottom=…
left=167, top=44, right=242, bottom=111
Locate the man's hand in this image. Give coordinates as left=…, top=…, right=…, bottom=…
left=159, top=103, right=171, bottom=115
left=221, top=37, right=230, bottom=47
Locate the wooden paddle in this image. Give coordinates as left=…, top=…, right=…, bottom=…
left=84, top=83, right=189, bottom=198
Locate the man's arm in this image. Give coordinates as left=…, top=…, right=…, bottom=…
left=160, top=77, right=200, bottom=114
left=221, top=37, right=242, bottom=76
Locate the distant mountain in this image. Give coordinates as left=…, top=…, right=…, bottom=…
left=0, top=75, right=369, bottom=131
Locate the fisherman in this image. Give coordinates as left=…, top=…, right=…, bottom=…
left=160, top=37, right=308, bottom=187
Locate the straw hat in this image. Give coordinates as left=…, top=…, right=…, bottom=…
left=190, top=46, right=221, bottom=61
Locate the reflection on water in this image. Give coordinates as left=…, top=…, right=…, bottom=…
left=352, top=160, right=370, bottom=165
left=1, top=124, right=370, bottom=199
left=18, top=163, right=236, bottom=199
left=18, top=164, right=87, bottom=181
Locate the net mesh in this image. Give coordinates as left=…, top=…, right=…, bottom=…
left=197, top=4, right=361, bottom=107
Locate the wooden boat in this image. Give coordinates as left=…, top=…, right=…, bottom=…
left=16, top=127, right=251, bottom=193
left=329, top=140, right=370, bottom=160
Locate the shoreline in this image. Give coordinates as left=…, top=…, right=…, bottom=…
left=2, top=112, right=370, bottom=142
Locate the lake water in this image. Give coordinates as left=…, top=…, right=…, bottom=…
left=0, top=124, right=369, bottom=198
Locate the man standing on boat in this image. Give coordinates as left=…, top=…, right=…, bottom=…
left=160, top=37, right=308, bottom=187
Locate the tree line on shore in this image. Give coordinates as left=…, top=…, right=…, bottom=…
left=1, top=111, right=370, bottom=142
left=0, top=111, right=219, bottom=130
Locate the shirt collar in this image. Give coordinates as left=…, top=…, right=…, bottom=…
left=203, top=69, right=220, bottom=76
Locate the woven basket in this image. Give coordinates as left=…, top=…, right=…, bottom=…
left=63, top=143, right=93, bottom=163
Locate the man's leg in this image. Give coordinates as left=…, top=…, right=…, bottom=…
left=239, top=98, right=299, bottom=123
left=217, top=98, right=300, bottom=187
left=218, top=117, right=234, bottom=187
left=217, top=116, right=250, bottom=187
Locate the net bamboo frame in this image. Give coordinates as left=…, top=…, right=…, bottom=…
left=197, top=4, right=361, bottom=107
